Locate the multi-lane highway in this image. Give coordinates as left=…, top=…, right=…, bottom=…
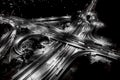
left=12, top=35, right=86, bottom=80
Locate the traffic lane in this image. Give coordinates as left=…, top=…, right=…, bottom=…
left=26, top=45, right=76, bottom=80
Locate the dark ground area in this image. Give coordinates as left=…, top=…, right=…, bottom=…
left=59, top=55, right=120, bottom=80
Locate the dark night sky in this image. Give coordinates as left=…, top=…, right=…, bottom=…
left=0, top=0, right=119, bottom=48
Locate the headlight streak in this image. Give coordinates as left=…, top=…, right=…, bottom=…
left=0, top=29, right=17, bottom=60
left=45, top=47, right=76, bottom=80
